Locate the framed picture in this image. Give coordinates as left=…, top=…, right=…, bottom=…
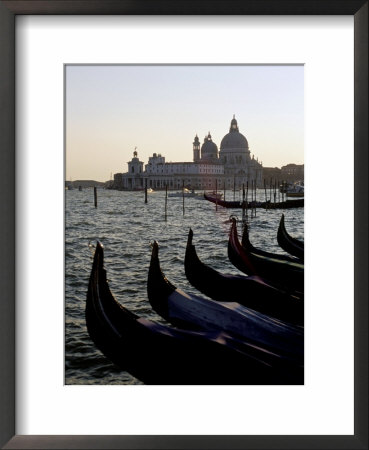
left=0, top=1, right=367, bottom=449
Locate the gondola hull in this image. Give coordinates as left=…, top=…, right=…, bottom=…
left=185, top=229, right=304, bottom=325
left=241, top=222, right=298, bottom=263
left=87, top=242, right=302, bottom=384
left=277, top=214, right=304, bottom=260
left=148, top=241, right=303, bottom=364
left=204, top=193, right=304, bottom=209
left=228, top=218, right=304, bottom=292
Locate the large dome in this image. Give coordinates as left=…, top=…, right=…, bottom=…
left=201, top=132, right=218, bottom=160
left=220, top=116, right=249, bottom=152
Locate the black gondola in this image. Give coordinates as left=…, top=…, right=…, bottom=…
left=185, top=229, right=303, bottom=325
left=204, top=192, right=243, bottom=208
left=148, top=241, right=303, bottom=364
left=241, top=221, right=298, bottom=263
left=86, top=242, right=302, bottom=384
left=204, top=193, right=304, bottom=209
left=228, top=218, right=304, bottom=292
left=277, top=214, right=304, bottom=260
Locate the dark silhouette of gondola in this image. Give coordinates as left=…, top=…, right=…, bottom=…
left=241, top=221, right=298, bottom=263
left=148, top=241, right=303, bottom=373
left=204, top=192, right=304, bottom=209
left=228, top=218, right=304, bottom=293
left=86, top=242, right=301, bottom=384
left=277, top=214, right=304, bottom=260
left=185, top=228, right=303, bottom=325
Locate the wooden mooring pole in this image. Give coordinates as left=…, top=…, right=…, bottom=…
left=94, top=186, right=97, bottom=208
left=215, top=179, right=218, bottom=211
left=165, top=184, right=168, bottom=221
left=270, top=178, right=272, bottom=202
left=251, top=180, right=254, bottom=218
left=182, top=180, right=185, bottom=216
left=254, top=179, right=257, bottom=217
left=144, top=179, right=148, bottom=204
left=245, top=181, right=248, bottom=209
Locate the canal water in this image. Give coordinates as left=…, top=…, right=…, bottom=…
left=65, top=188, right=304, bottom=385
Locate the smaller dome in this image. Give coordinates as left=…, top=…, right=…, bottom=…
left=201, top=132, right=218, bottom=160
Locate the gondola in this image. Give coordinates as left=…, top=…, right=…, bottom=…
left=204, top=192, right=242, bottom=208
left=204, top=192, right=261, bottom=208
left=148, top=241, right=303, bottom=362
left=86, top=242, right=301, bottom=384
left=228, top=218, right=304, bottom=292
left=185, top=229, right=303, bottom=325
left=204, top=193, right=304, bottom=209
left=277, top=214, right=304, bottom=260
left=241, top=221, right=298, bottom=263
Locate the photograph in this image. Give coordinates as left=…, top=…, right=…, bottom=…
left=1, top=0, right=366, bottom=446
left=65, top=64, right=304, bottom=385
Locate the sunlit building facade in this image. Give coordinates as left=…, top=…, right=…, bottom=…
left=113, top=116, right=263, bottom=190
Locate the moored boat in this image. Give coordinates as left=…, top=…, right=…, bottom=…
left=286, top=182, right=304, bottom=198
left=185, top=228, right=304, bottom=325
left=168, top=188, right=201, bottom=198
left=86, top=242, right=301, bottom=384
left=228, top=218, right=304, bottom=292
left=280, top=181, right=304, bottom=197
left=277, top=214, right=304, bottom=260
left=148, top=241, right=304, bottom=363
left=204, top=193, right=304, bottom=209
left=241, top=221, right=298, bottom=263
left=204, top=192, right=257, bottom=208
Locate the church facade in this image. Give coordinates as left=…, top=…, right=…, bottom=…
left=113, top=116, right=263, bottom=190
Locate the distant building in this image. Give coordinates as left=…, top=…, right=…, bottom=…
left=113, top=116, right=263, bottom=190
left=262, top=167, right=282, bottom=183
left=261, top=164, right=304, bottom=187
left=65, top=180, right=105, bottom=189
left=280, top=163, right=304, bottom=182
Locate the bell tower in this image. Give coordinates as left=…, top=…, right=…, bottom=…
left=193, top=134, right=200, bottom=162
left=128, top=148, right=144, bottom=174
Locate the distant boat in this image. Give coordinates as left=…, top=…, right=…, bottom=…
left=286, top=182, right=304, bottom=198
left=168, top=188, right=201, bottom=198
left=280, top=182, right=304, bottom=197
left=147, top=188, right=155, bottom=193
left=204, top=193, right=304, bottom=209
left=204, top=190, right=223, bottom=199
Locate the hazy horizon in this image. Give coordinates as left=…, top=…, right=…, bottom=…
left=66, top=65, right=304, bottom=182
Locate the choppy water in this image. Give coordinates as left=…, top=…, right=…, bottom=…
left=65, top=188, right=304, bottom=385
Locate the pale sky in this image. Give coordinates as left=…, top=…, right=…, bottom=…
left=66, top=65, right=304, bottom=182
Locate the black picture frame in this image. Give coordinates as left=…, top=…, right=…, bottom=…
left=0, top=1, right=367, bottom=449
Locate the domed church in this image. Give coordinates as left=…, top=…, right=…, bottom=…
left=115, top=116, right=263, bottom=190
left=193, top=116, right=262, bottom=186
left=220, top=116, right=250, bottom=168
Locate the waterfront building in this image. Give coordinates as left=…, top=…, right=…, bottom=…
left=113, top=116, right=263, bottom=190
left=281, top=163, right=304, bottom=182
